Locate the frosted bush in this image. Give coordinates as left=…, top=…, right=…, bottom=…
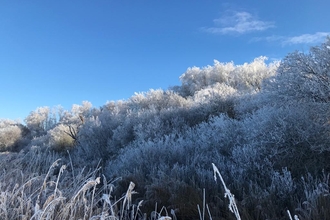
left=264, top=38, right=330, bottom=105
left=29, top=134, right=50, bottom=148
left=0, top=121, right=22, bottom=151
left=178, top=57, right=278, bottom=97
left=25, top=106, right=52, bottom=135
left=48, top=124, right=75, bottom=151
left=269, top=168, right=296, bottom=200
left=3, top=39, right=330, bottom=219
left=231, top=56, right=278, bottom=92
left=193, top=83, right=237, bottom=103
left=302, top=172, right=329, bottom=208
left=294, top=172, right=330, bottom=219
left=129, top=89, right=189, bottom=112
left=179, top=60, right=234, bottom=96
left=58, top=101, right=93, bottom=132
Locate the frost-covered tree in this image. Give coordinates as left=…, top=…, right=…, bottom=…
left=264, top=37, right=330, bottom=104
left=24, top=107, right=51, bottom=135
left=48, top=123, right=76, bottom=151
left=176, top=57, right=278, bottom=97
left=0, top=119, right=30, bottom=151
left=178, top=60, right=235, bottom=96
left=23, top=102, right=93, bottom=150
left=232, top=56, right=279, bottom=92
left=60, top=101, right=92, bottom=125
left=129, top=89, right=189, bottom=111
left=24, top=106, right=63, bottom=136
left=7, top=37, right=329, bottom=219
left=58, top=101, right=93, bottom=144
left=254, top=38, right=330, bottom=152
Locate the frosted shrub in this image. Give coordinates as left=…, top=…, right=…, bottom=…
left=0, top=119, right=30, bottom=152
left=77, top=91, right=190, bottom=164
left=0, top=123, right=22, bottom=151
left=48, top=124, right=75, bottom=151
left=178, top=57, right=278, bottom=97
left=59, top=101, right=93, bottom=130
left=295, top=172, right=330, bottom=219
left=229, top=144, right=273, bottom=186
left=74, top=100, right=143, bottom=164
left=70, top=101, right=93, bottom=119
left=4, top=39, right=330, bottom=219
left=195, top=114, right=241, bottom=156
left=239, top=104, right=329, bottom=158
left=106, top=113, right=241, bottom=218
left=240, top=105, right=288, bottom=148
left=133, top=108, right=189, bottom=143
left=192, top=83, right=238, bottom=118
left=27, top=139, right=46, bottom=153
left=129, top=89, right=188, bottom=111
left=269, top=168, right=296, bottom=201
left=25, top=106, right=53, bottom=135
left=264, top=38, right=330, bottom=105
left=179, top=60, right=234, bottom=96
left=193, top=83, right=236, bottom=103
left=231, top=56, right=278, bottom=92
left=133, top=115, right=170, bottom=142
left=75, top=116, right=115, bottom=163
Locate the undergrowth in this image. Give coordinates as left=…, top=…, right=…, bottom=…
left=1, top=149, right=329, bottom=220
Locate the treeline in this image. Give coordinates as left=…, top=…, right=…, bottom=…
left=1, top=39, right=330, bottom=219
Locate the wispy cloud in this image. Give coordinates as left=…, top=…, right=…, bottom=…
left=202, top=11, right=275, bottom=35
left=283, top=32, right=330, bottom=45
left=252, top=32, right=330, bottom=45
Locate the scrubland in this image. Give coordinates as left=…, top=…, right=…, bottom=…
left=1, top=39, right=330, bottom=219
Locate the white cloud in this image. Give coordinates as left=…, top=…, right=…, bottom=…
left=202, top=11, right=275, bottom=35
left=283, top=32, right=330, bottom=45
left=252, top=32, right=330, bottom=45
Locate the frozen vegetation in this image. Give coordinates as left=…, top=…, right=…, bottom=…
left=0, top=39, right=330, bottom=219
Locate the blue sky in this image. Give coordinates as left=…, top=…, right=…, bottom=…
left=1, top=0, right=329, bottom=121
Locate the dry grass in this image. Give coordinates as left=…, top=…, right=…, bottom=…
left=1, top=149, right=328, bottom=220
left=0, top=151, right=178, bottom=220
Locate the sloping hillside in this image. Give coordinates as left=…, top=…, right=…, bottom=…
left=0, top=39, right=330, bottom=220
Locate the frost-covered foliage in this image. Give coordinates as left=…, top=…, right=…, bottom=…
left=0, top=119, right=30, bottom=152
left=0, top=149, right=150, bottom=220
left=24, top=106, right=56, bottom=135
left=177, top=56, right=278, bottom=97
left=48, top=124, right=76, bottom=151
left=264, top=38, right=330, bottom=104
left=2, top=39, right=330, bottom=219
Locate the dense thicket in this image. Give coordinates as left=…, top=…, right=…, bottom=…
left=1, top=39, right=330, bottom=219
